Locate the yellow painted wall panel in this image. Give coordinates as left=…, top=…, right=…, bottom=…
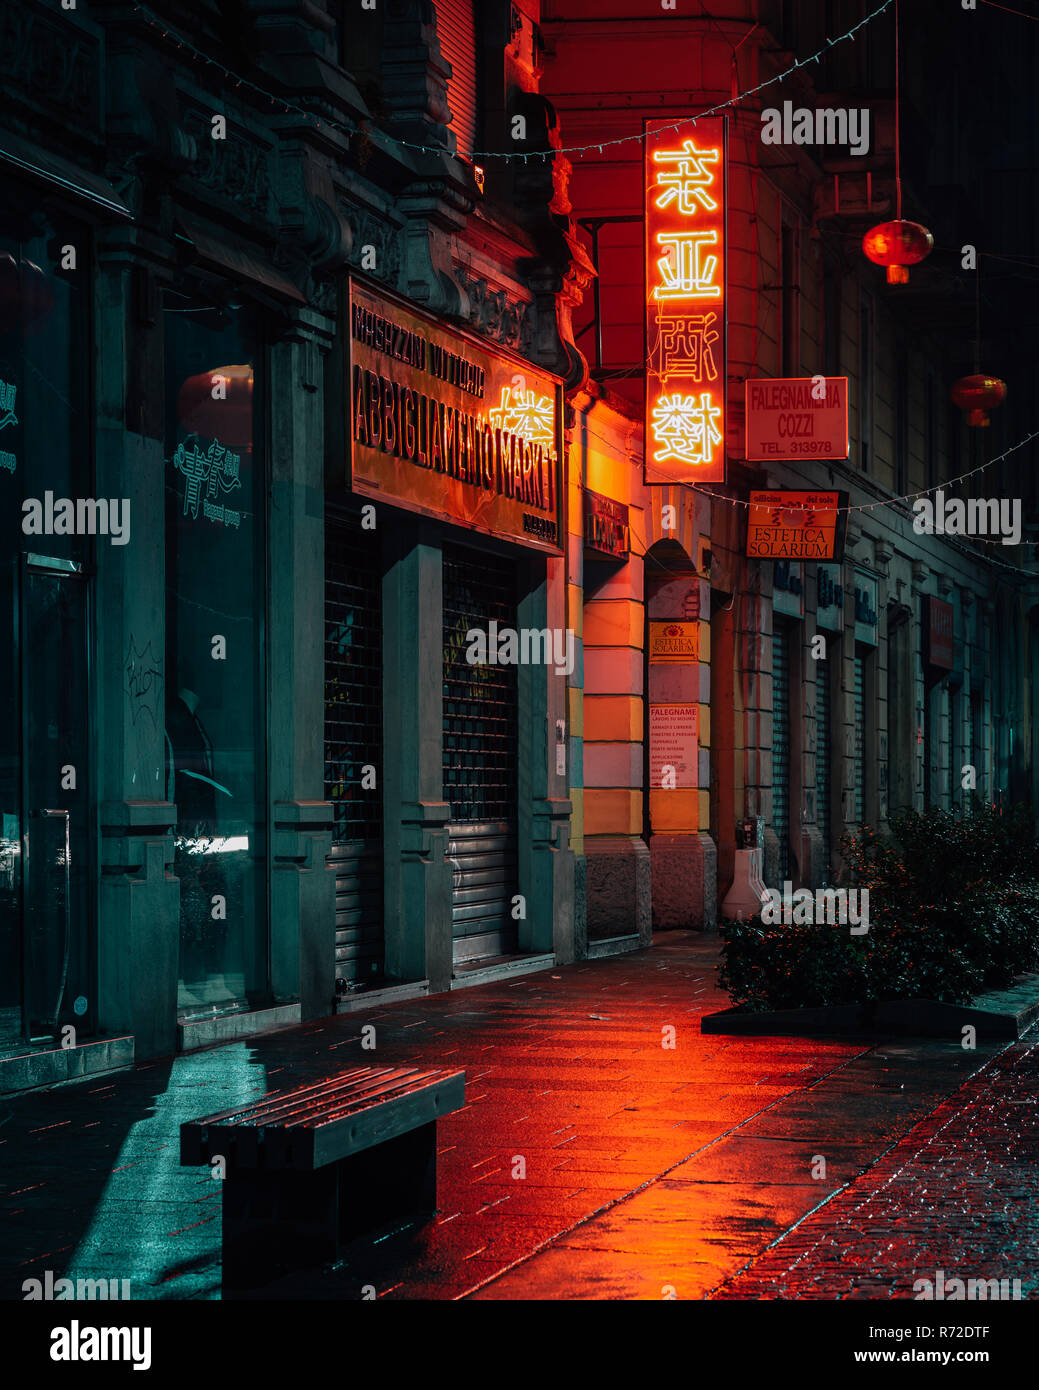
left=584, top=695, right=641, bottom=742
left=585, top=789, right=642, bottom=837
left=567, top=687, right=584, bottom=736
left=586, top=452, right=628, bottom=501
left=584, top=601, right=643, bottom=648
left=568, top=585, right=584, bottom=638
left=570, top=787, right=584, bottom=854
left=649, top=789, right=699, bottom=831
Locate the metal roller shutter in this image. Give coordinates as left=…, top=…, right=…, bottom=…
left=325, top=508, right=384, bottom=991
left=815, top=658, right=831, bottom=876
left=771, top=624, right=791, bottom=882
left=854, top=653, right=866, bottom=823
left=442, top=544, right=519, bottom=962
left=435, top=0, right=478, bottom=160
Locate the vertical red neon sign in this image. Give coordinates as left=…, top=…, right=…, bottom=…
left=644, top=116, right=727, bottom=484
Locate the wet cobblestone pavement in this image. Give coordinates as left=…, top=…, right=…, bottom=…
left=709, top=1036, right=1039, bottom=1300
left=0, top=933, right=1021, bottom=1301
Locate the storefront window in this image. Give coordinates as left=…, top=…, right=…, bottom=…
left=0, top=188, right=91, bottom=1048
left=164, top=303, right=268, bottom=1015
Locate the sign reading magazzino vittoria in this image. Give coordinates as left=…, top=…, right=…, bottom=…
left=348, top=280, right=564, bottom=554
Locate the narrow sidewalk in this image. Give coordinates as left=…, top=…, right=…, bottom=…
left=0, top=933, right=1006, bottom=1300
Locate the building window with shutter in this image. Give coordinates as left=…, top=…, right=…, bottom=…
left=853, top=646, right=874, bottom=825
left=772, top=622, right=792, bottom=881
left=436, top=0, right=480, bottom=161
left=815, top=657, right=832, bottom=881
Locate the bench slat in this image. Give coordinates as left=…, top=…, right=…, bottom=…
left=238, top=1067, right=438, bottom=1130
left=281, top=1069, right=448, bottom=1128
left=186, top=1065, right=378, bottom=1129
left=181, top=1065, right=465, bottom=1170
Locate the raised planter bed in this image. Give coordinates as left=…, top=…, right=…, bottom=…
left=701, top=973, right=1039, bottom=1039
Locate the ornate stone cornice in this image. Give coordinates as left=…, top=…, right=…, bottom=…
left=454, top=269, right=533, bottom=355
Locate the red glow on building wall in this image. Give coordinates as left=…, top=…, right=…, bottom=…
left=644, top=116, right=727, bottom=484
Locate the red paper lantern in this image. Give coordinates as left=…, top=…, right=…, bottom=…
left=176, top=364, right=253, bottom=449
left=862, top=219, right=933, bottom=284
left=0, top=254, right=55, bottom=336
left=951, top=374, right=1007, bottom=427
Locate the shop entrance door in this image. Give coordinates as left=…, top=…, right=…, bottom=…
left=0, top=555, right=92, bottom=1047
left=442, top=544, right=519, bottom=964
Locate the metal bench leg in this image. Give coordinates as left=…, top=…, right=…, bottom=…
left=219, top=1124, right=440, bottom=1287
left=335, top=1122, right=438, bottom=1244
left=222, top=1166, right=340, bottom=1290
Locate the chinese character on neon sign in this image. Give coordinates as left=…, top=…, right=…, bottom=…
left=645, top=117, right=727, bottom=483
left=653, top=139, right=720, bottom=214
left=173, top=436, right=244, bottom=529
left=487, top=385, right=557, bottom=455
left=652, top=393, right=723, bottom=468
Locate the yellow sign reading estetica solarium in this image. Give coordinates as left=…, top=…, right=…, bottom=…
left=649, top=622, right=700, bottom=663
left=347, top=279, right=564, bottom=554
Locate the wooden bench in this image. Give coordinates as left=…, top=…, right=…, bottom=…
left=180, top=1064, right=465, bottom=1288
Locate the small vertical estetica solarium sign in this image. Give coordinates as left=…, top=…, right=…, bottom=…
left=644, top=116, right=727, bottom=484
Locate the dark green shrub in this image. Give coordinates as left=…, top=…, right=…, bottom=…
left=720, top=802, right=1039, bottom=1011
left=719, top=919, right=868, bottom=1012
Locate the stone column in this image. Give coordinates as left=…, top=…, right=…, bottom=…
left=517, top=553, right=575, bottom=962
left=911, top=561, right=929, bottom=810
left=647, top=568, right=717, bottom=929
left=381, top=522, right=453, bottom=993
left=801, top=579, right=825, bottom=887
left=95, top=242, right=179, bottom=1061
left=267, top=310, right=337, bottom=1019
left=583, top=566, right=651, bottom=943
left=740, top=578, right=773, bottom=882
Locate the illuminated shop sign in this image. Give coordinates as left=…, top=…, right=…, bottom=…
left=648, top=622, right=700, bottom=663
left=0, top=377, right=18, bottom=474
left=347, top=281, right=563, bottom=554
left=583, top=489, right=629, bottom=558
left=173, top=437, right=243, bottom=528
left=644, top=116, right=727, bottom=484
left=854, top=569, right=879, bottom=647
left=817, top=563, right=844, bottom=632
left=745, top=377, right=850, bottom=461
left=747, top=490, right=846, bottom=560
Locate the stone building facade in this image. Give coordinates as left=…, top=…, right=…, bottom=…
left=540, top=0, right=1039, bottom=919
left=0, top=0, right=601, bottom=1083
left=2, top=0, right=1037, bottom=1090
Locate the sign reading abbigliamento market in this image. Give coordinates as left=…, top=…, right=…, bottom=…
left=348, top=280, right=564, bottom=554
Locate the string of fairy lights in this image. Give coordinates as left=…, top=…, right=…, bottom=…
left=686, top=427, right=1039, bottom=518
left=130, top=0, right=893, bottom=163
